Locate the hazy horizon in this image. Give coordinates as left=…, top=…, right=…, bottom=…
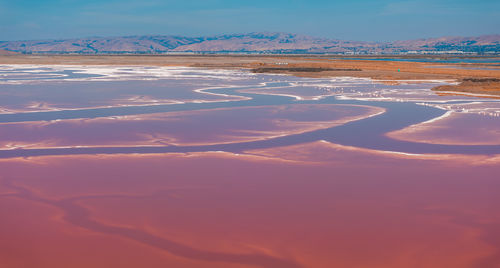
left=1, top=31, right=500, bottom=43
left=0, top=0, right=499, bottom=42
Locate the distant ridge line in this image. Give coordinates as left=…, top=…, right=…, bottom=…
left=0, top=32, right=498, bottom=55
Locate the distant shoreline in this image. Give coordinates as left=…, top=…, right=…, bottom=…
left=1, top=54, right=499, bottom=97
left=2, top=51, right=499, bottom=58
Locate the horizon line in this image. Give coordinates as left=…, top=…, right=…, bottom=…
left=2, top=31, right=500, bottom=43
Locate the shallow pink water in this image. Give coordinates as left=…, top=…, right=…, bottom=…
left=0, top=66, right=499, bottom=268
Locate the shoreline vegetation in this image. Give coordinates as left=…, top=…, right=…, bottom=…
left=252, top=67, right=363, bottom=73
left=0, top=54, right=499, bottom=97
left=432, top=78, right=500, bottom=96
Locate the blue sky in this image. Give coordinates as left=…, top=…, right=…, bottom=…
left=0, top=0, right=498, bottom=41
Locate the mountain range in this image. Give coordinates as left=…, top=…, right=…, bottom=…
left=1, top=32, right=499, bottom=55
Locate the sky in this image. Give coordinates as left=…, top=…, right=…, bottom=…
left=0, top=0, right=499, bottom=41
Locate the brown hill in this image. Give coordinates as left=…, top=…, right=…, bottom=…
left=0, top=33, right=498, bottom=54
left=0, top=49, right=18, bottom=55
